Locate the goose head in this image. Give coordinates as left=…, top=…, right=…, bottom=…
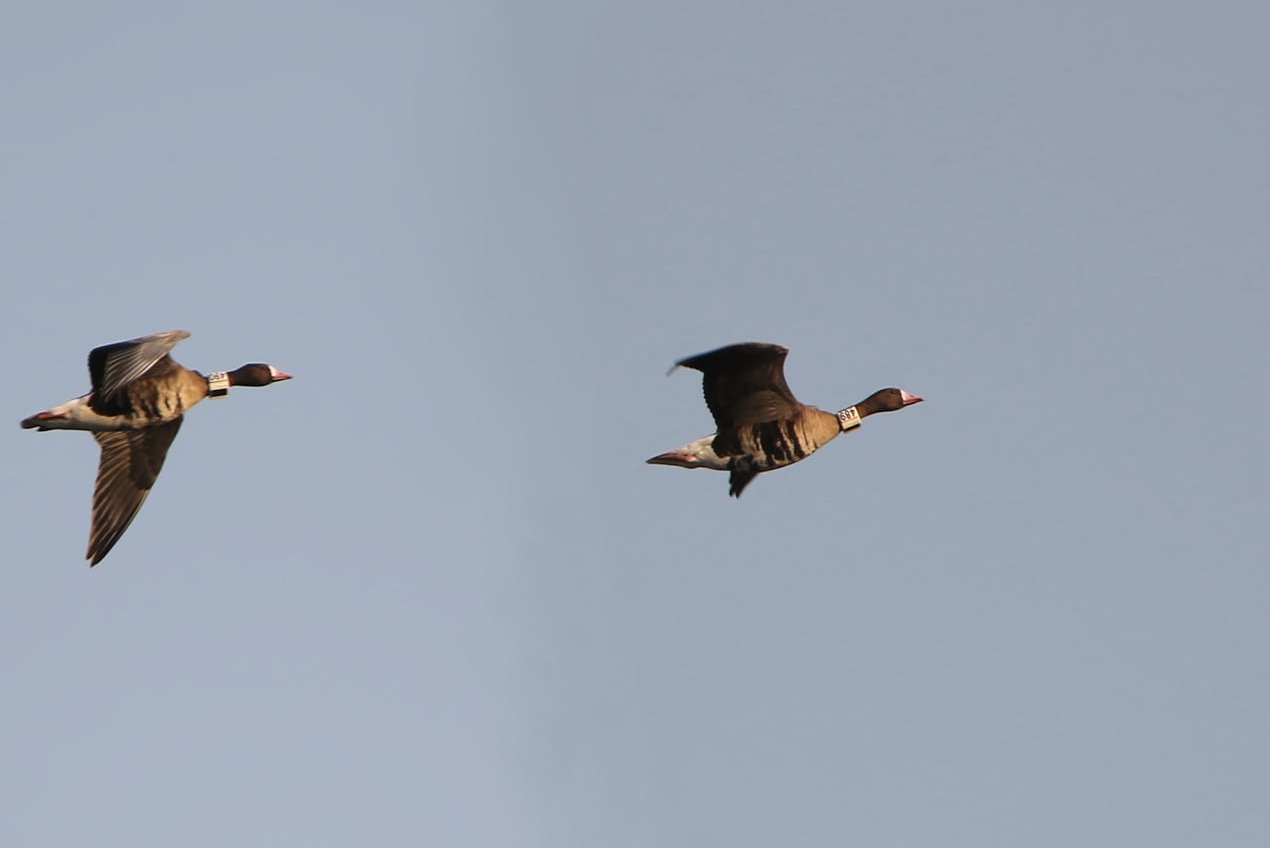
left=855, top=387, right=923, bottom=417
left=228, top=364, right=293, bottom=387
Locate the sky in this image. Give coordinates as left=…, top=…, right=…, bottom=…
left=3, top=2, right=1268, bottom=846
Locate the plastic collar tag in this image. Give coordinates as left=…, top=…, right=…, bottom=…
left=207, top=371, right=231, bottom=398
left=837, top=406, right=862, bottom=432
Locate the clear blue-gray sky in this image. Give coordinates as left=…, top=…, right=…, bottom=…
left=4, top=2, right=1268, bottom=846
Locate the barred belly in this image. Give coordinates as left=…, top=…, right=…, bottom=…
left=739, top=419, right=820, bottom=471
left=125, top=374, right=206, bottom=425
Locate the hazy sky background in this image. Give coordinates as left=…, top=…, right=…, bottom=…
left=4, top=2, right=1268, bottom=846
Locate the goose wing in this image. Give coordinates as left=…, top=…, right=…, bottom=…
left=87, top=418, right=183, bottom=565
left=675, top=342, right=801, bottom=429
left=88, top=330, right=191, bottom=405
left=728, top=468, right=760, bottom=498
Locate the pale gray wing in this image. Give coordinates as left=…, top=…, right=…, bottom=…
left=88, top=330, right=191, bottom=403
left=87, top=418, right=183, bottom=565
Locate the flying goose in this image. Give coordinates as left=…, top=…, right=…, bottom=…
left=20, top=330, right=291, bottom=565
left=647, top=342, right=922, bottom=497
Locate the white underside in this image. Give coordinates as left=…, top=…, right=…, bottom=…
left=26, top=395, right=137, bottom=431
left=654, top=434, right=731, bottom=470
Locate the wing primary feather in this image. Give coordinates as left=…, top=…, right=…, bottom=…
left=88, top=330, right=191, bottom=402
left=86, top=418, right=183, bottom=565
left=674, top=342, right=801, bottom=429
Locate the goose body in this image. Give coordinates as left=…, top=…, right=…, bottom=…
left=648, top=342, right=922, bottom=497
left=21, top=330, right=291, bottom=565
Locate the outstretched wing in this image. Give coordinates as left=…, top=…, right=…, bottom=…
left=88, top=330, right=191, bottom=404
left=87, top=418, right=183, bottom=565
left=675, top=342, right=801, bottom=429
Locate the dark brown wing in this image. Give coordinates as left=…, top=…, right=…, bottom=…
left=87, top=418, right=183, bottom=565
left=728, top=468, right=759, bottom=498
left=676, top=342, right=801, bottom=429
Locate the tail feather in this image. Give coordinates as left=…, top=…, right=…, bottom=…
left=645, top=435, right=729, bottom=470
left=21, top=411, right=67, bottom=430
left=646, top=450, right=702, bottom=468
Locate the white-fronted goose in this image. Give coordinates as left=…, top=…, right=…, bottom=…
left=20, top=330, right=291, bottom=565
left=647, top=342, right=922, bottom=497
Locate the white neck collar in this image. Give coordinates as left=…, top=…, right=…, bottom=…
left=207, top=371, right=230, bottom=398
left=837, top=406, right=862, bottom=431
